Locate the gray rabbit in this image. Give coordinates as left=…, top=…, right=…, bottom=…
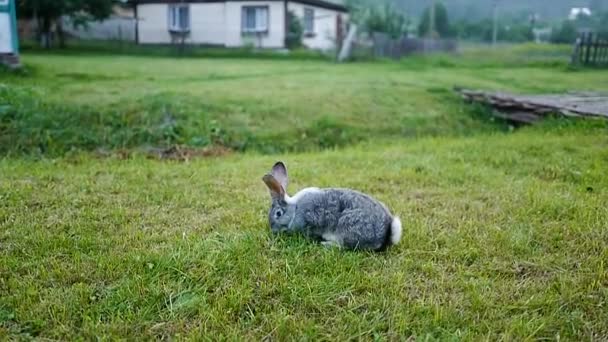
left=262, top=162, right=402, bottom=251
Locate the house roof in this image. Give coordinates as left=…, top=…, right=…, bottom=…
left=130, top=0, right=348, bottom=12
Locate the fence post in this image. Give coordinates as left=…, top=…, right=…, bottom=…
left=571, top=36, right=581, bottom=65
left=584, top=32, right=593, bottom=65
left=603, top=40, right=607, bottom=65
left=580, top=32, right=586, bottom=64
left=337, top=24, right=357, bottom=62
left=592, top=34, right=599, bottom=66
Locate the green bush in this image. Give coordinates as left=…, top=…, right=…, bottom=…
left=453, top=19, right=533, bottom=43
left=345, top=1, right=409, bottom=39
left=365, top=3, right=409, bottom=39
left=551, top=21, right=578, bottom=44
left=20, top=39, right=329, bottom=61
left=286, top=11, right=304, bottom=49
left=418, top=2, right=454, bottom=38
left=0, top=87, right=205, bottom=155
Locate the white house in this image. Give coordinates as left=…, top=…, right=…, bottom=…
left=132, top=0, right=349, bottom=50
left=0, top=0, right=19, bottom=67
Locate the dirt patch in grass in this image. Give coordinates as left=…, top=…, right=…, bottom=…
left=146, top=145, right=233, bottom=161
left=94, top=145, right=233, bottom=161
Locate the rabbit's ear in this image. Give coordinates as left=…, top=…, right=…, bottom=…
left=271, top=162, right=288, bottom=191
left=263, top=174, right=285, bottom=201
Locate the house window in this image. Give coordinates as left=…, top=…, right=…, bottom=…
left=169, top=5, right=190, bottom=32
left=304, top=8, right=315, bottom=36
left=242, top=6, right=269, bottom=34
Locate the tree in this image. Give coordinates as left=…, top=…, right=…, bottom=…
left=285, top=11, right=303, bottom=49
left=418, top=2, right=453, bottom=38
left=344, top=1, right=409, bottom=39
left=18, top=0, right=114, bottom=48
left=364, top=3, right=408, bottom=39
left=550, top=20, right=578, bottom=44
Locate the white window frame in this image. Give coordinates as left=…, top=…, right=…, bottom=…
left=242, top=6, right=269, bottom=34
left=168, top=4, right=190, bottom=33
left=304, top=8, right=315, bottom=36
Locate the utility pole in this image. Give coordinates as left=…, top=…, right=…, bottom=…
left=429, top=0, right=436, bottom=38
left=492, top=0, right=499, bottom=46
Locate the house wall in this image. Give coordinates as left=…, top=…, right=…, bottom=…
left=288, top=2, right=346, bottom=50
left=191, top=3, right=226, bottom=45
left=137, top=2, right=285, bottom=48
left=0, top=0, right=18, bottom=54
left=224, top=1, right=285, bottom=48
left=0, top=13, right=12, bottom=53
left=137, top=4, right=172, bottom=44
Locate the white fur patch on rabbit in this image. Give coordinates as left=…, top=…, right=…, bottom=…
left=321, top=232, right=343, bottom=247
left=285, top=188, right=321, bottom=205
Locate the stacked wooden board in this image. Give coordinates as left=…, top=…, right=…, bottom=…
left=456, top=88, right=608, bottom=124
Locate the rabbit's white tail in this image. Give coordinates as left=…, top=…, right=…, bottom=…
left=390, top=217, right=402, bottom=245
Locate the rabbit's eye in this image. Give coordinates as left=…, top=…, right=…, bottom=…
left=275, top=210, right=283, bottom=218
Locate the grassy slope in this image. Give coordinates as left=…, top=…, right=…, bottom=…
left=2, top=44, right=607, bottom=154
left=1, top=125, right=607, bottom=340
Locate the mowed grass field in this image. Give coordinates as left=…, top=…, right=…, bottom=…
left=2, top=44, right=607, bottom=154
left=1, top=45, right=608, bottom=339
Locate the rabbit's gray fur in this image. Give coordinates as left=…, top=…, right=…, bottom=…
left=263, top=162, right=402, bottom=251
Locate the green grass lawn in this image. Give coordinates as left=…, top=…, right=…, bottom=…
left=1, top=45, right=608, bottom=339
left=2, top=44, right=607, bottom=155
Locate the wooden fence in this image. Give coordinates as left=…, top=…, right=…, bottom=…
left=371, top=33, right=458, bottom=59
left=572, top=32, right=608, bottom=67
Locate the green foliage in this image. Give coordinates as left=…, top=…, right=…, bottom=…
left=453, top=17, right=534, bottom=43
left=453, top=19, right=491, bottom=41
left=0, top=87, right=200, bottom=155
left=418, top=2, right=454, bottom=38
left=17, top=0, right=114, bottom=21
left=19, top=39, right=329, bottom=60
left=590, top=11, right=608, bottom=39
left=497, top=24, right=534, bottom=43
left=550, top=9, right=608, bottom=44
left=285, top=11, right=303, bottom=49
left=365, top=3, right=409, bottom=39
left=345, top=1, right=409, bottom=39
left=550, top=20, right=578, bottom=44
left=17, top=0, right=115, bottom=48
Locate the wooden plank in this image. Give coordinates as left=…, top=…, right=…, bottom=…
left=492, top=111, right=543, bottom=124
left=455, top=88, right=608, bottom=120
